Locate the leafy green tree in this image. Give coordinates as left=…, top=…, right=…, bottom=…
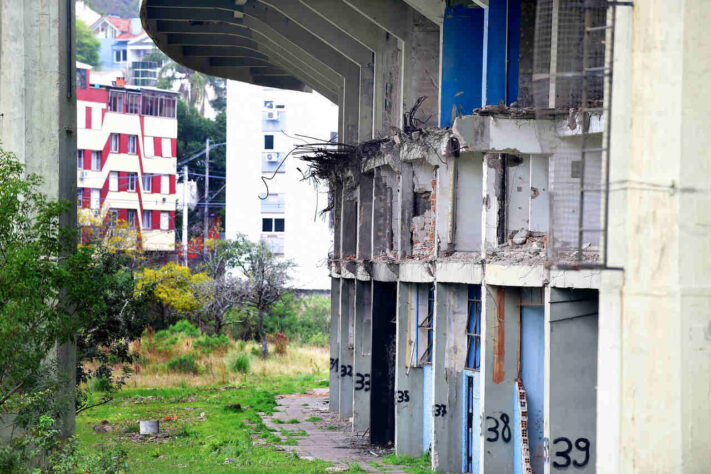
left=0, top=148, right=143, bottom=469
left=230, top=237, right=294, bottom=359
left=135, top=262, right=210, bottom=324
left=76, top=19, right=100, bottom=67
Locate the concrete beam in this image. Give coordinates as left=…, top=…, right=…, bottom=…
left=402, top=0, right=446, bottom=26
left=342, top=0, right=440, bottom=128
left=260, top=0, right=375, bottom=140
left=299, top=0, right=401, bottom=133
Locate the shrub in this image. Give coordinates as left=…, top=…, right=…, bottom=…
left=237, top=340, right=247, bottom=352
left=250, top=346, right=262, bottom=358
left=166, top=354, right=199, bottom=374
left=226, top=352, right=251, bottom=374
left=156, top=320, right=200, bottom=339
left=194, top=333, right=231, bottom=354
left=274, top=332, right=288, bottom=355
left=90, top=376, right=113, bottom=393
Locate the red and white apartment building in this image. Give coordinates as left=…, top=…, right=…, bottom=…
left=76, top=64, right=178, bottom=252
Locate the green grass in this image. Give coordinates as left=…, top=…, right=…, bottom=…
left=380, top=453, right=431, bottom=473
left=304, top=417, right=322, bottom=422
left=75, top=374, right=332, bottom=473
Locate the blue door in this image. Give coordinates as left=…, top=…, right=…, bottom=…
left=521, top=306, right=545, bottom=473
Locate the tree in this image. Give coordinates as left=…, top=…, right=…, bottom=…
left=231, top=239, right=294, bottom=359
left=194, top=277, right=247, bottom=335
left=135, top=262, right=210, bottom=327
left=76, top=19, right=100, bottom=67
left=0, top=148, right=144, bottom=468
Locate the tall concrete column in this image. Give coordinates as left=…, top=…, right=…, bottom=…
left=329, top=277, right=342, bottom=411
left=339, top=279, right=356, bottom=418
left=394, top=282, right=425, bottom=456
left=352, top=280, right=372, bottom=433
left=0, top=0, right=77, bottom=436
left=431, top=283, right=468, bottom=473
left=480, top=285, right=520, bottom=473
left=598, top=1, right=711, bottom=471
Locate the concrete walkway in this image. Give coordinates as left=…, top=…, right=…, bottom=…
left=263, top=388, right=406, bottom=472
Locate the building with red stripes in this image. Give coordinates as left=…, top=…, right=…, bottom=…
left=76, top=63, right=178, bottom=252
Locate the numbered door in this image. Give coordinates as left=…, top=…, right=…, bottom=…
left=370, top=282, right=397, bottom=445
left=521, top=305, right=545, bottom=473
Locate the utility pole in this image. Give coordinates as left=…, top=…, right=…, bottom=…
left=203, top=138, right=210, bottom=257
left=182, top=165, right=188, bottom=266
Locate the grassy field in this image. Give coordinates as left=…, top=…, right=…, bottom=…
left=74, top=322, right=334, bottom=472
left=74, top=322, right=431, bottom=473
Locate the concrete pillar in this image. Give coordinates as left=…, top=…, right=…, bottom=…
left=342, top=186, right=358, bottom=257
left=546, top=288, right=598, bottom=474
left=395, top=282, right=425, bottom=456
left=357, top=173, right=374, bottom=259
left=398, top=162, right=414, bottom=258
left=333, top=181, right=343, bottom=259
left=0, top=0, right=77, bottom=436
left=431, top=283, right=468, bottom=472
left=598, top=1, right=711, bottom=471
left=329, top=277, right=341, bottom=411
left=339, top=279, right=356, bottom=418
left=480, top=285, right=520, bottom=473
left=352, top=280, right=373, bottom=433
left=342, top=0, right=440, bottom=127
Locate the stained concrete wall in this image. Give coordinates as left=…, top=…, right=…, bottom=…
left=480, top=285, right=520, bottom=473
left=0, top=0, right=77, bottom=436
left=431, top=283, right=468, bottom=473
left=547, top=288, right=598, bottom=474
left=339, top=279, right=355, bottom=417
left=455, top=153, right=484, bottom=252
left=373, top=166, right=397, bottom=256
left=352, top=280, right=373, bottom=433
left=358, top=174, right=374, bottom=259
left=395, top=282, right=425, bottom=456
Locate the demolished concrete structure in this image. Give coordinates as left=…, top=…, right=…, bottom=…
left=143, top=0, right=711, bottom=472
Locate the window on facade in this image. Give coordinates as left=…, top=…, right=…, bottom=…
left=160, top=211, right=169, bottom=230
left=126, top=93, right=140, bottom=114
left=126, top=209, right=137, bottom=227
left=114, top=49, right=126, bottom=63
left=143, top=174, right=152, bottom=193
left=141, top=93, right=176, bottom=118
left=329, top=131, right=338, bottom=143
left=109, top=171, right=118, bottom=192
left=108, top=91, right=124, bottom=112
left=418, top=285, right=435, bottom=365
left=264, top=100, right=274, bottom=109
left=110, top=134, right=119, bottom=153
left=161, top=175, right=169, bottom=194
left=77, top=188, right=83, bottom=207
left=91, top=151, right=101, bottom=171
left=76, top=69, right=87, bottom=90
left=108, top=208, right=118, bottom=227
left=77, top=150, right=84, bottom=169
left=142, top=210, right=152, bottom=229
left=128, top=135, right=137, bottom=154
left=465, top=285, right=482, bottom=370
left=264, top=135, right=274, bottom=150
left=262, top=218, right=285, bottom=233
left=90, top=189, right=100, bottom=210
left=127, top=173, right=137, bottom=192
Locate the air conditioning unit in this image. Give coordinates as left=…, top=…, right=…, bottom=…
left=266, top=153, right=278, bottom=162
left=266, top=111, right=278, bottom=121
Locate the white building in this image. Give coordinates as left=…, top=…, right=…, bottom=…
left=225, top=81, right=338, bottom=291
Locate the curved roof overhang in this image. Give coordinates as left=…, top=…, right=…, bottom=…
left=140, top=0, right=344, bottom=104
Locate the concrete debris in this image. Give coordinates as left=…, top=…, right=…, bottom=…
left=224, top=458, right=236, bottom=464
left=512, top=228, right=530, bottom=245
left=93, top=420, right=113, bottom=433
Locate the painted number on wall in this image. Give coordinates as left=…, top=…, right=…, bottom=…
left=552, top=437, right=590, bottom=469
left=433, top=404, right=448, bottom=417
left=396, top=390, right=410, bottom=403
left=340, top=364, right=353, bottom=377
left=330, top=358, right=339, bottom=371
left=355, top=373, right=371, bottom=392
left=485, top=413, right=511, bottom=443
